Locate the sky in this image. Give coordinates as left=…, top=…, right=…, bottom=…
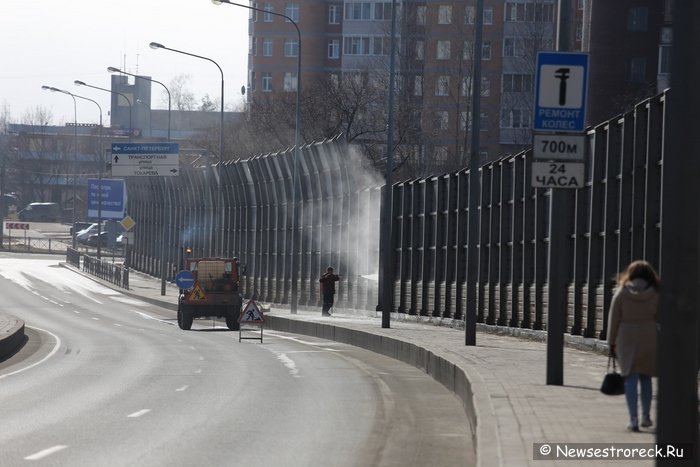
left=0, top=0, right=249, bottom=125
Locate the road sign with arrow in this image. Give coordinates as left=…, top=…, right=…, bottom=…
left=110, top=143, right=180, bottom=177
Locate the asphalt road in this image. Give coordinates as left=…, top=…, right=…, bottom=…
left=0, top=254, right=474, bottom=466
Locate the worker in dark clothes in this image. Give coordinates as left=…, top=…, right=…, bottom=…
left=319, top=266, right=340, bottom=316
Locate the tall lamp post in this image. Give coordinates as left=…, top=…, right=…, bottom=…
left=149, top=41, right=224, bottom=259
left=212, top=0, right=302, bottom=313
left=42, top=86, right=103, bottom=256
left=108, top=66, right=173, bottom=296
left=74, top=80, right=132, bottom=142
left=41, top=86, right=78, bottom=248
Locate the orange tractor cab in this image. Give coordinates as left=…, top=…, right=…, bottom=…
left=177, top=257, right=243, bottom=330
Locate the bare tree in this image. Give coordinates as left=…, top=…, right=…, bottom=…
left=167, top=74, right=196, bottom=111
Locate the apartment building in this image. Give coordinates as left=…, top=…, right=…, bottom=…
left=245, top=0, right=666, bottom=167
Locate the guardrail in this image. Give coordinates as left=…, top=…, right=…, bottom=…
left=66, top=247, right=130, bottom=290
left=0, top=236, right=69, bottom=254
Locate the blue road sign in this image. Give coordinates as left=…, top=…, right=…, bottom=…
left=534, top=52, right=589, bottom=133
left=87, top=178, right=126, bottom=220
left=176, top=270, right=195, bottom=290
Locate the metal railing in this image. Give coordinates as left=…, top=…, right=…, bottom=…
left=124, top=91, right=668, bottom=342
left=66, top=247, right=130, bottom=290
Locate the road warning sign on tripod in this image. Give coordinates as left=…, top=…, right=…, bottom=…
left=534, top=52, right=589, bottom=133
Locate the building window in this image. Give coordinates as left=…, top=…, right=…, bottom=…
left=628, top=7, right=648, bottom=32
left=328, top=39, right=340, bottom=59
left=329, top=4, right=340, bottom=24
left=285, top=3, right=299, bottom=22
left=284, top=39, right=299, bottom=57
left=345, top=2, right=372, bottom=20
left=250, top=37, right=256, bottom=55
left=463, top=40, right=473, bottom=60
left=415, top=40, right=425, bottom=60
left=465, top=6, right=474, bottom=24
left=374, top=2, right=391, bottom=20
left=501, top=109, right=531, bottom=128
left=481, top=77, right=490, bottom=96
left=578, top=0, right=584, bottom=10
left=462, top=76, right=472, bottom=96
left=483, top=7, right=493, bottom=25
left=438, top=5, right=452, bottom=24
left=627, top=58, right=647, bottom=83
left=414, top=75, right=423, bottom=96
left=250, top=71, right=256, bottom=92
left=436, top=76, right=450, bottom=96
left=263, top=3, right=274, bottom=22
left=480, top=112, right=488, bottom=129
left=502, top=73, right=533, bottom=92
left=262, top=72, right=272, bottom=92
left=534, top=3, right=554, bottom=22
left=436, top=111, right=449, bottom=130
left=576, top=22, right=583, bottom=41
left=263, top=38, right=273, bottom=57
left=460, top=111, right=471, bottom=131
left=416, top=5, right=427, bottom=25
left=482, top=41, right=491, bottom=60
left=437, top=40, right=451, bottom=60
left=434, top=146, right=449, bottom=162
left=284, top=72, right=298, bottom=92
left=503, top=37, right=525, bottom=57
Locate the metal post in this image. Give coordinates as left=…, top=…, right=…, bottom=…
left=545, top=0, right=573, bottom=386
left=379, top=0, right=398, bottom=329
left=657, top=1, right=700, bottom=463
left=466, top=0, right=484, bottom=345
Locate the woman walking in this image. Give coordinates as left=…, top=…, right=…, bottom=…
left=606, top=260, right=659, bottom=432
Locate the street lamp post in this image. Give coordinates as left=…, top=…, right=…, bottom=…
left=108, top=66, right=173, bottom=296
left=43, top=86, right=104, bottom=257
left=74, top=80, right=132, bottom=142
left=150, top=41, right=224, bottom=259
left=41, top=86, right=78, bottom=249
left=212, top=0, right=302, bottom=313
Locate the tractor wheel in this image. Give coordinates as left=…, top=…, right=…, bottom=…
left=178, top=307, right=193, bottom=330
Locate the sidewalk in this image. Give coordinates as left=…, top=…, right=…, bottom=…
left=6, top=266, right=658, bottom=466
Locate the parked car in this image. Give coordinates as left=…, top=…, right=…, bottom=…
left=70, top=221, right=94, bottom=236
left=18, top=202, right=61, bottom=222
left=86, top=231, right=124, bottom=247
left=76, top=223, right=101, bottom=244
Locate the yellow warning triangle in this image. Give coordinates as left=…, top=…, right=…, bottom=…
left=190, top=283, right=207, bottom=301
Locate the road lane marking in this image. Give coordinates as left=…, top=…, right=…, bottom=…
left=276, top=353, right=300, bottom=378
left=127, top=409, right=151, bottom=418
left=0, top=327, right=61, bottom=380
left=176, top=385, right=189, bottom=392
left=113, top=323, right=123, bottom=327
left=73, top=310, right=81, bottom=314
left=92, top=317, right=100, bottom=321
left=24, top=445, right=68, bottom=460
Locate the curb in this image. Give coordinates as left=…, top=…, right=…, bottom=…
left=0, top=314, right=26, bottom=360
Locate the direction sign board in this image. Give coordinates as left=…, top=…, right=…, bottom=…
left=5, top=222, right=29, bottom=230
left=534, top=52, right=589, bottom=133
left=533, top=134, right=586, bottom=161
left=531, top=162, right=585, bottom=189
left=87, top=179, right=126, bottom=219
left=175, top=270, right=195, bottom=290
left=111, top=143, right=180, bottom=177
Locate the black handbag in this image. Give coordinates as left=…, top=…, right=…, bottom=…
left=601, top=356, right=625, bottom=395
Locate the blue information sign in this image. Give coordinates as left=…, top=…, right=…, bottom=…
left=176, top=270, right=195, bottom=290
left=534, top=52, right=589, bottom=133
left=87, top=178, right=126, bottom=220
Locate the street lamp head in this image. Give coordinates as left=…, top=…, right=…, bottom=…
left=149, top=42, right=165, bottom=50
left=74, top=80, right=86, bottom=86
left=41, top=85, right=51, bottom=91
left=211, top=0, right=223, bottom=4
left=107, top=66, right=121, bottom=74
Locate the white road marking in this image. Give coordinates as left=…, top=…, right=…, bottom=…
left=194, top=369, right=203, bottom=374
left=176, top=385, right=189, bottom=392
left=73, top=310, right=80, bottom=314
left=113, top=323, right=123, bottom=327
left=127, top=409, right=151, bottom=418
left=276, top=353, right=300, bottom=378
left=92, top=317, right=100, bottom=321
left=0, top=327, right=61, bottom=380
left=24, top=445, right=68, bottom=460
